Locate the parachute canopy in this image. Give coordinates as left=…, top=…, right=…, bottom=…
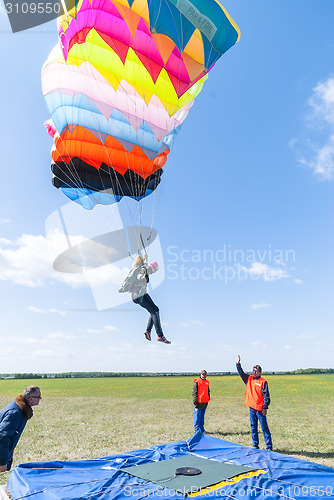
left=41, top=0, right=240, bottom=209
left=7, top=433, right=334, bottom=499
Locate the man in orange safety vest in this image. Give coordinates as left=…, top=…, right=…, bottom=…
left=192, top=370, right=210, bottom=433
left=236, top=355, right=273, bottom=451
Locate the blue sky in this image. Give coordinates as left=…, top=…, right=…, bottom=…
left=0, top=1, right=333, bottom=374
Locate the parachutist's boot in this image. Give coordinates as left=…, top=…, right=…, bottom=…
left=157, top=336, right=171, bottom=344
left=144, top=331, right=151, bottom=341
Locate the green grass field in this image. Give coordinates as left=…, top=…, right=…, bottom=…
left=0, top=374, right=333, bottom=486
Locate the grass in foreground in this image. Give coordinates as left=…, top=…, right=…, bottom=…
left=0, top=374, right=333, bottom=486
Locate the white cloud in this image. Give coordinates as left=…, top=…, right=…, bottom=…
left=8, top=333, right=75, bottom=346
left=27, top=306, right=44, bottom=314
left=46, top=332, right=77, bottom=340
left=0, top=232, right=124, bottom=289
left=300, top=136, right=334, bottom=179
left=0, top=238, right=12, bottom=245
left=8, top=335, right=48, bottom=346
left=251, top=340, right=268, bottom=348
left=216, top=343, right=234, bottom=351
left=293, top=278, right=304, bottom=285
left=0, top=219, right=10, bottom=223
left=87, top=325, right=120, bottom=334
left=0, top=233, right=85, bottom=287
left=27, top=306, right=67, bottom=316
left=284, top=344, right=293, bottom=350
left=84, top=263, right=127, bottom=287
left=0, top=347, right=14, bottom=357
left=294, top=77, right=334, bottom=180
left=310, top=78, right=334, bottom=124
left=249, top=303, right=271, bottom=310
left=240, top=261, right=290, bottom=281
left=108, top=342, right=135, bottom=353
left=32, top=349, right=69, bottom=358
left=180, top=320, right=203, bottom=327
left=104, top=325, right=120, bottom=332
left=0, top=233, right=51, bottom=287
left=298, top=334, right=315, bottom=339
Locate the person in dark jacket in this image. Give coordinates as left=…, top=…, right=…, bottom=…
left=130, top=256, right=171, bottom=344
left=0, top=386, right=41, bottom=471
left=192, top=370, right=210, bottom=433
left=236, top=355, right=272, bottom=450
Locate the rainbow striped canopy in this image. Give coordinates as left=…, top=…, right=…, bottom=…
left=42, top=0, right=240, bottom=209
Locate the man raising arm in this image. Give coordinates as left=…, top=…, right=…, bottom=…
left=236, top=355, right=272, bottom=450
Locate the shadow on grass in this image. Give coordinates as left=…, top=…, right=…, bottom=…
left=274, top=449, right=334, bottom=460
left=207, top=431, right=250, bottom=437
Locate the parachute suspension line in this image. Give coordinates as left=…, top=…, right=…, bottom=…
left=140, top=233, right=147, bottom=258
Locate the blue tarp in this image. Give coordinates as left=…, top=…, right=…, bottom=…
left=7, top=433, right=334, bottom=500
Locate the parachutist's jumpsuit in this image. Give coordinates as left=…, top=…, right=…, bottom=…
left=131, top=266, right=164, bottom=338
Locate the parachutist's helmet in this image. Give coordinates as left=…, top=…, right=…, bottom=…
left=148, top=261, right=159, bottom=273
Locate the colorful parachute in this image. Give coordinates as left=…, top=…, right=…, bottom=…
left=42, top=0, right=240, bottom=209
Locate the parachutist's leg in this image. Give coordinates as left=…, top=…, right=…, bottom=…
left=133, top=294, right=169, bottom=341
left=146, top=315, right=153, bottom=333
left=153, top=310, right=163, bottom=337
left=133, top=296, right=150, bottom=334
left=249, top=408, right=259, bottom=448
left=140, top=294, right=163, bottom=338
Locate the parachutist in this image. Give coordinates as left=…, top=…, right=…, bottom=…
left=119, top=255, right=171, bottom=344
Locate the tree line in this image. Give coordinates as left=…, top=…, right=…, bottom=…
left=0, top=368, right=333, bottom=379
